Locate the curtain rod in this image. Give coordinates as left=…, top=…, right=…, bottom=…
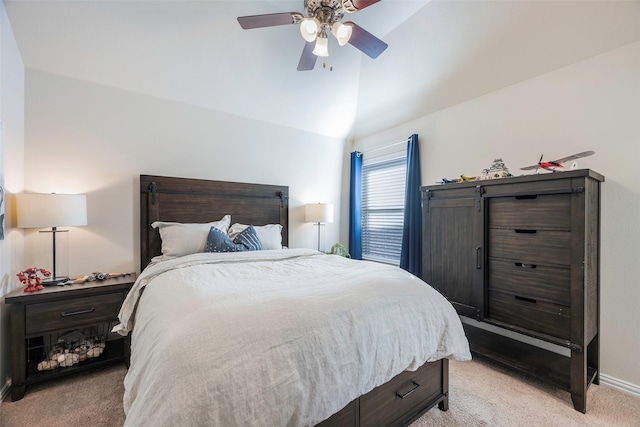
left=361, top=137, right=410, bottom=155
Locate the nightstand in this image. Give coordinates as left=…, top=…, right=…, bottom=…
left=5, top=274, right=135, bottom=401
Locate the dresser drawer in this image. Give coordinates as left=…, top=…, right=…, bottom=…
left=487, top=290, right=570, bottom=339
left=25, top=292, right=123, bottom=335
left=489, top=228, right=571, bottom=266
left=488, top=258, right=571, bottom=306
left=360, top=361, right=442, bottom=427
left=488, top=194, right=571, bottom=230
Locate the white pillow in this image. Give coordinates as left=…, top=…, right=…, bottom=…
left=152, top=215, right=231, bottom=259
left=227, top=223, right=283, bottom=250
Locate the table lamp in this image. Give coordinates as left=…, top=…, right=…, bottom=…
left=16, top=193, right=87, bottom=285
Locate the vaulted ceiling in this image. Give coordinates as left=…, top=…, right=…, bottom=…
left=5, top=1, right=640, bottom=140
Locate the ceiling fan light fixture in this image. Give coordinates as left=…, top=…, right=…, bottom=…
left=331, top=22, right=352, bottom=46
left=300, top=17, right=320, bottom=42
left=312, top=34, right=329, bottom=57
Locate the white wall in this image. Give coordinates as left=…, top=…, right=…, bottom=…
left=0, top=0, right=25, bottom=397
left=23, top=69, right=345, bottom=277
left=350, top=42, right=640, bottom=390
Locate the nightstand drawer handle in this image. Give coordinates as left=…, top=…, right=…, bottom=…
left=396, top=381, right=420, bottom=399
left=61, top=308, right=95, bottom=317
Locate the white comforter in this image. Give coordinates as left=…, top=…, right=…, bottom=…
left=115, top=249, right=471, bottom=427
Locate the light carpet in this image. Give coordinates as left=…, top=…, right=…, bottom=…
left=1, top=357, right=639, bottom=426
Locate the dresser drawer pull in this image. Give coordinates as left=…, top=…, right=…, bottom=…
left=396, top=381, right=420, bottom=399
left=61, top=308, right=95, bottom=317
left=514, top=229, right=537, bottom=234
left=515, top=195, right=538, bottom=200
left=515, top=296, right=537, bottom=304
left=515, top=262, right=537, bottom=269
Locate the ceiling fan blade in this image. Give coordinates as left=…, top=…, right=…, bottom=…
left=297, top=41, right=318, bottom=71
left=344, top=22, right=388, bottom=59
left=238, top=12, right=303, bottom=29
left=343, top=0, right=382, bottom=12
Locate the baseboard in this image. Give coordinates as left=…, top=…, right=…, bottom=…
left=600, top=374, right=640, bottom=398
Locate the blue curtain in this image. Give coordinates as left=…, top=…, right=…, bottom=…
left=400, top=134, right=422, bottom=276
left=349, top=151, right=363, bottom=260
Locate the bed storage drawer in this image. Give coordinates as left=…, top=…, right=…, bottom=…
left=488, top=228, right=571, bottom=266
left=25, top=292, right=123, bottom=335
left=488, top=258, right=571, bottom=306
left=487, top=290, right=570, bottom=339
left=488, top=194, right=571, bottom=230
left=360, top=360, right=443, bottom=427
left=316, top=399, right=357, bottom=427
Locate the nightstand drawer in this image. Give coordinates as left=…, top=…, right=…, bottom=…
left=26, top=293, right=123, bottom=335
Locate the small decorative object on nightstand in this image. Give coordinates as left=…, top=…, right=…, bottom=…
left=5, top=273, right=136, bottom=401
left=16, top=267, right=52, bottom=292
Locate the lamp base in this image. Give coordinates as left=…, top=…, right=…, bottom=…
left=41, top=277, right=70, bottom=287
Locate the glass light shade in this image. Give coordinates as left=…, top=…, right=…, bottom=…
left=300, top=18, right=320, bottom=42
left=16, top=193, right=88, bottom=228
left=331, top=22, right=352, bottom=46
left=312, top=35, right=329, bottom=57
left=305, top=203, right=334, bottom=224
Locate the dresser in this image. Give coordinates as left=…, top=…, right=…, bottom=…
left=421, top=169, right=603, bottom=413
left=5, top=275, right=135, bottom=401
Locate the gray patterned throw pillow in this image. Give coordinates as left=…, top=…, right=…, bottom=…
left=205, top=227, right=246, bottom=253
left=233, top=225, right=263, bottom=251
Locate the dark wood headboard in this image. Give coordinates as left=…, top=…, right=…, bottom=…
left=140, top=175, right=289, bottom=269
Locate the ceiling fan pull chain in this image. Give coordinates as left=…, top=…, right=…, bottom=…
left=328, top=36, right=333, bottom=71
left=322, top=59, right=333, bottom=71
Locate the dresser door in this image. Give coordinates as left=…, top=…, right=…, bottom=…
left=422, top=189, right=484, bottom=319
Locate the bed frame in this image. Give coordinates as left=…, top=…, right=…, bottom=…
left=139, top=174, right=449, bottom=427
left=140, top=174, right=289, bottom=268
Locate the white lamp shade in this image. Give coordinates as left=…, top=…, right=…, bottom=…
left=16, top=193, right=87, bottom=228
left=312, top=35, right=329, bottom=57
left=305, top=203, right=334, bottom=224
left=300, top=18, right=320, bottom=42
left=331, top=22, right=352, bottom=46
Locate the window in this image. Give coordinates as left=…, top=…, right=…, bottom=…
left=362, top=155, right=407, bottom=264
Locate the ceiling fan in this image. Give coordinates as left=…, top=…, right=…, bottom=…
left=237, top=0, right=388, bottom=71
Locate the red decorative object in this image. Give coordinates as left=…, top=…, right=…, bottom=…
left=17, top=267, right=52, bottom=292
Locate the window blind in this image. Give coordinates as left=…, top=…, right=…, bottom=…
left=362, top=156, right=406, bottom=264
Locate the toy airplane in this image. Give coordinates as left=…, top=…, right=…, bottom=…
left=437, top=175, right=476, bottom=184
left=520, top=151, right=595, bottom=172
left=437, top=178, right=457, bottom=184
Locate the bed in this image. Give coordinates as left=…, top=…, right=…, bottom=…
left=115, top=174, right=471, bottom=427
